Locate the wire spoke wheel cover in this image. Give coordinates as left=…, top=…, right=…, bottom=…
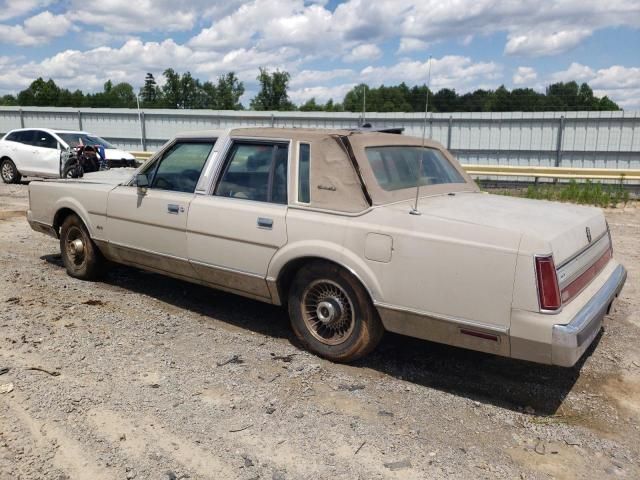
left=301, top=279, right=355, bottom=345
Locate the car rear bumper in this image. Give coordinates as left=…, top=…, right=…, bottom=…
left=551, top=263, right=626, bottom=367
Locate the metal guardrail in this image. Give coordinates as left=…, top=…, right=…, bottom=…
left=462, top=165, right=640, bottom=181
left=131, top=151, right=640, bottom=181
left=131, top=151, right=154, bottom=161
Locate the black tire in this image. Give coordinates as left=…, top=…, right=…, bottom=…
left=62, top=163, right=83, bottom=179
left=59, top=214, right=106, bottom=280
left=288, top=261, right=384, bottom=362
left=1, top=158, right=21, bottom=184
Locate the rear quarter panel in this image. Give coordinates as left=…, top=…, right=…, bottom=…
left=343, top=207, right=522, bottom=330
left=28, top=180, right=113, bottom=241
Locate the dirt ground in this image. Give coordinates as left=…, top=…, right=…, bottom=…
left=0, top=182, right=639, bottom=480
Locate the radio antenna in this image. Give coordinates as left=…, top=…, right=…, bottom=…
left=410, top=55, right=432, bottom=215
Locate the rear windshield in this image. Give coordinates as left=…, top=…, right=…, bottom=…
left=58, top=133, right=115, bottom=149
left=365, top=146, right=465, bottom=191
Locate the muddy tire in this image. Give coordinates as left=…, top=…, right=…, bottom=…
left=288, top=261, right=384, bottom=362
left=1, top=158, right=21, bottom=184
left=59, top=214, right=106, bottom=280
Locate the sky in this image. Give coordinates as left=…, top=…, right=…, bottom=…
left=0, top=0, right=639, bottom=109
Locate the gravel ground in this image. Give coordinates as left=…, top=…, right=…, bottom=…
left=0, top=182, right=639, bottom=480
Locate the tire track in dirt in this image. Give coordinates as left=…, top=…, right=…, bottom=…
left=4, top=392, right=113, bottom=480
left=89, top=408, right=238, bottom=479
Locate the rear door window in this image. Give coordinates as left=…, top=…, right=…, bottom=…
left=4, top=132, right=21, bottom=142
left=11, top=130, right=35, bottom=146
left=215, top=142, right=289, bottom=204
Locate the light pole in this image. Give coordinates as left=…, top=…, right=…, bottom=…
left=136, top=94, right=144, bottom=151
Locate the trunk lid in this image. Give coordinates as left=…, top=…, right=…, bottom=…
left=388, top=192, right=607, bottom=265
left=68, top=168, right=137, bottom=185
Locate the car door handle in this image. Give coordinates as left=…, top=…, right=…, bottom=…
left=257, top=217, right=273, bottom=229
left=167, top=204, right=180, bottom=214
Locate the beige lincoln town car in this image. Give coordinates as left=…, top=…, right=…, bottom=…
left=27, top=127, right=626, bottom=367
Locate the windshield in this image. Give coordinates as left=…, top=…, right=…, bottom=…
left=57, top=133, right=115, bottom=149
left=365, top=146, right=465, bottom=191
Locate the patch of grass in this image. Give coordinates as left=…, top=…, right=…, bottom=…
left=523, top=180, right=630, bottom=207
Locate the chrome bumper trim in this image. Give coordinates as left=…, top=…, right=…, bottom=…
left=552, top=264, right=626, bottom=367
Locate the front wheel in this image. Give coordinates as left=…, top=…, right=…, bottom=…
left=288, top=261, right=384, bottom=362
left=1, top=158, right=21, bottom=184
left=59, top=214, right=106, bottom=280
left=62, top=163, right=83, bottom=179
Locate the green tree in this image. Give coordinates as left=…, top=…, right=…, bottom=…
left=162, top=68, right=182, bottom=108
left=545, top=81, right=579, bottom=110
left=140, top=73, right=161, bottom=106
left=342, top=84, right=368, bottom=113
left=250, top=68, right=295, bottom=111
left=299, top=98, right=325, bottom=111
left=598, top=96, right=619, bottom=111
left=0, top=94, right=17, bottom=106
left=432, top=88, right=458, bottom=112
left=215, top=72, right=244, bottom=110
left=109, top=82, right=137, bottom=108
left=17, top=78, right=61, bottom=106
left=408, top=85, right=433, bottom=112
left=324, top=99, right=344, bottom=112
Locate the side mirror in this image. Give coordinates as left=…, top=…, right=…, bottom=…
left=136, top=173, right=149, bottom=194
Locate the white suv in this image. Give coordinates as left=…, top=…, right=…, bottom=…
left=0, top=128, right=136, bottom=183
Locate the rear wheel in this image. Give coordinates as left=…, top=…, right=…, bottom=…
left=0, top=158, right=21, bottom=184
left=59, top=214, right=106, bottom=280
left=288, top=261, right=384, bottom=362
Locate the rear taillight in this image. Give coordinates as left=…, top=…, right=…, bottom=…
left=535, top=255, right=561, bottom=311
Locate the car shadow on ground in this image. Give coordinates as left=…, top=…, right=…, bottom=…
left=43, top=255, right=590, bottom=416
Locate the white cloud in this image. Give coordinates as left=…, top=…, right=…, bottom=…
left=550, top=62, right=595, bottom=83
left=0, top=0, right=52, bottom=21
left=397, top=0, right=640, bottom=56
left=504, top=28, right=591, bottom=56
left=343, top=44, right=382, bottom=63
left=397, top=37, right=429, bottom=54
left=0, top=0, right=638, bottom=110
left=513, top=66, right=537, bottom=85
left=549, top=63, right=640, bottom=109
left=0, top=10, right=70, bottom=46
left=289, top=83, right=356, bottom=104
left=289, top=69, right=354, bottom=88
left=67, top=0, right=214, bottom=33
left=361, top=56, right=502, bottom=92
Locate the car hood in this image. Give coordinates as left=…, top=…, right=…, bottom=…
left=80, top=168, right=137, bottom=185
left=383, top=192, right=607, bottom=264
left=104, top=148, right=135, bottom=161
